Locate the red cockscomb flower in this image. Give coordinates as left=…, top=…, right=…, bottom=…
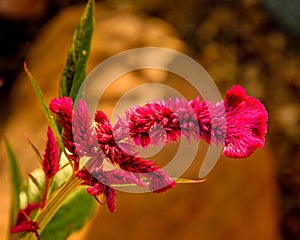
left=49, top=85, right=268, bottom=212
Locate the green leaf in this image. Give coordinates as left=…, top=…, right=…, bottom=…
left=24, top=63, right=67, bottom=158
left=5, top=140, right=22, bottom=231
left=40, top=187, right=95, bottom=240
left=59, top=0, right=94, bottom=101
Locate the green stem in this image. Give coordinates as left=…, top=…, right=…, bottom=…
left=22, top=175, right=81, bottom=240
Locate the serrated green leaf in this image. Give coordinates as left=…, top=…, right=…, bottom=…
left=5, top=140, right=22, bottom=232
left=59, top=0, right=94, bottom=101
left=40, top=187, right=95, bottom=240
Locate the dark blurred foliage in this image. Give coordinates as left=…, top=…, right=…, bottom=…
left=262, top=0, right=300, bottom=40
left=0, top=0, right=95, bottom=130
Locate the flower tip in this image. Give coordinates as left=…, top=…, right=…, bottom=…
left=223, top=85, right=268, bottom=158
left=149, top=173, right=176, bottom=193
left=225, top=85, right=247, bottom=105
left=10, top=220, right=40, bottom=234
left=95, top=110, right=108, bottom=122
left=49, top=96, right=73, bottom=114
left=106, top=188, right=116, bottom=213
left=152, top=181, right=176, bottom=193
left=227, top=85, right=246, bottom=94
left=23, top=61, right=29, bottom=72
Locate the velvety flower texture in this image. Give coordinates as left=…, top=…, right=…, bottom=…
left=94, top=110, right=176, bottom=193
left=49, top=97, right=81, bottom=170
left=49, top=98, right=175, bottom=212
left=77, top=168, right=145, bottom=213
left=77, top=169, right=116, bottom=213
left=223, top=85, right=268, bottom=157
left=49, top=85, right=268, bottom=212
left=49, top=98, right=98, bottom=170
left=42, top=127, right=59, bottom=179
left=126, top=85, right=267, bottom=158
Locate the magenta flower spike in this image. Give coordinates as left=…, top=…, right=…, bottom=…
left=72, top=99, right=98, bottom=159
left=49, top=97, right=80, bottom=170
left=124, top=85, right=268, bottom=159
left=49, top=97, right=97, bottom=171
left=42, top=127, right=59, bottom=179
left=40, top=127, right=60, bottom=209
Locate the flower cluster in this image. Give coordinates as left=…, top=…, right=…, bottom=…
left=10, top=85, right=268, bottom=238
left=48, top=85, right=267, bottom=213
left=49, top=97, right=177, bottom=212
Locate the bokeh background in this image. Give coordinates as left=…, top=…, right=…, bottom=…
left=0, top=0, right=299, bottom=239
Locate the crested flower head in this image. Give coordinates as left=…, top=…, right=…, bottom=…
left=121, top=85, right=267, bottom=158
left=223, top=85, right=268, bottom=158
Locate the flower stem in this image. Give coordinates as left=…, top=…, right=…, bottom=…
left=22, top=175, right=81, bottom=240
left=40, top=177, right=50, bottom=210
